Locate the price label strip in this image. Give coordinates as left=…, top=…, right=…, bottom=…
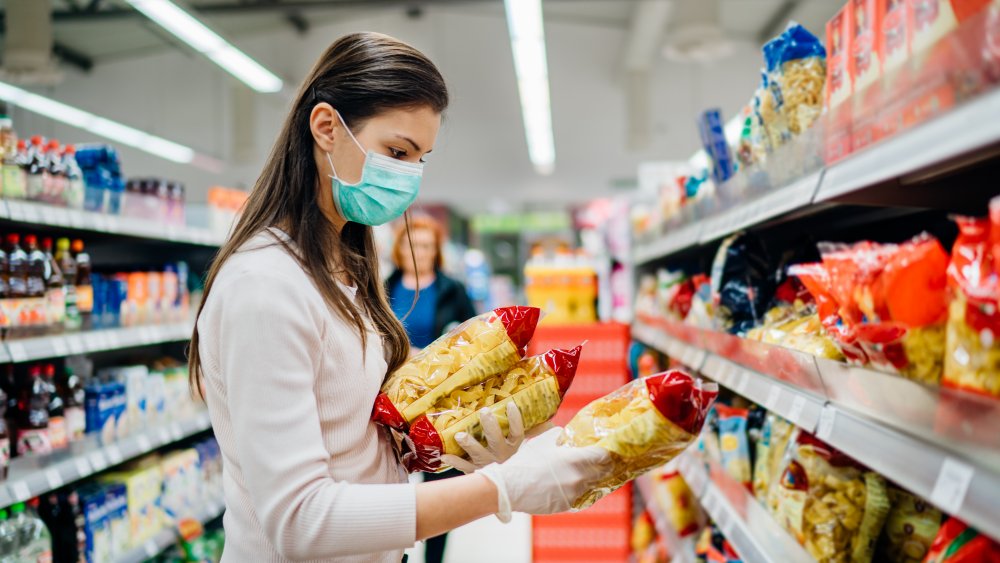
left=736, top=371, right=750, bottom=394
left=106, top=445, right=124, bottom=465
left=817, top=405, right=837, bottom=441
left=788, top=396, right=807, bottom=427
left=74, top=458, right=92, bottom=479
left=137, top=435, right=153, bottom=453
left=7, top=342, right=27, bottom=363
left=765, top=385, right=782, bottom=410
left=89, top=452, right=108, bottom=472
left=9, top=481, right=30, bottom=503
left=52, top=338, right=69, bottom=357
left=931, top=458, right=975, bottom=515
left=45, top=468, right=64, bottom=490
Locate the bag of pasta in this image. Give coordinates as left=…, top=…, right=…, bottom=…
left=772, top=433, right=890, bottom=563
left=373, top=306, right=541, bottom=430
left=559, top=370, right=718, bottom=509
left=404, top=346, right=582, bottom=472
left=944, top=212, right=1000, bottom=396
left=769, top=22, right=826, bottom=136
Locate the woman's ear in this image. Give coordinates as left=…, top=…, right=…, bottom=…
left=309, top=102, right=337, bottom=153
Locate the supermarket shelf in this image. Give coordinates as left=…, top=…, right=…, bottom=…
left=0, top=199, right=223, bottom=247
left=633, top=317, right=1000, bottom=542
left=0, top=410, right=212, bottom=509
left=631, top=87, right=1000, bottom=266
left=4, top=322, right=193, bottom=363
left=116, top=496, right=226, bottom=563
left=675, top=453, right=813, bottom=563
left=635, top=473, right=696, bottom=563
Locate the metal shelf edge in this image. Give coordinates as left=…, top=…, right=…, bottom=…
left=4, top=322, right=193, bottom=363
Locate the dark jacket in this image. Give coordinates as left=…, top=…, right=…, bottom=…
left=385, top=269, right=477, bottom=339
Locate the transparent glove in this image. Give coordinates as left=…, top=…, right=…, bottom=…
left=441, top=401, right=525, bottom=474
left=477, top=427, right=611, bottom=523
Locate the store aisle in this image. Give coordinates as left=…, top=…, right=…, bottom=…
left=404, top=513, right=533, bottom=563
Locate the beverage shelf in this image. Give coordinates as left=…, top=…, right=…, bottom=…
left=116, top=496, right=225, bottom=563
left=0, top=199, right=223, bottom=247
left=633, top=317, right=1000, bottom=542
left=632, top=86, right=1000, bottom=266
left=674, top=452, right=814, bottom=563
left=3, top=321, right=193, bottom=363
left=0, top=410, right=212, bottom=509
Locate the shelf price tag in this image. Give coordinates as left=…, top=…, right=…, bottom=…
left=7, top=202, right=24, bottom=221
left=788, top=396, right=807, bottom=426
left=765, top=385, right=782, bottom=410
left=52, top=338, right=69, bottom=357
left=137, top=435, right=152, bottom=453
left=158, top=427, right=171, bottom=444
left=67, top=336, right=85, bottom=354
left=170, top=422, right=184, bottom=441
left=45, top=469, right=64, bottom=490
left=89, top=452, right=108, bottom=472
left=10, top=481, right=30, bottom=503
left=106, top=445, right=124, bottom=465
left=931, top=458, right=975, bottom=514
left=8, top=342, right=27, bottom=363
left=74, top=458, right=91, bottom=478
left=817, top=406, right=837, bottom=441
left=736, top=371, right=750, bottom=394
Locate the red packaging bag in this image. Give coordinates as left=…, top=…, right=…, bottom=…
left=404, top=346, right=582, bottom=472
left=924, top=517, right=1000, bottom=563
left=373, top=306, right=540, bottom=431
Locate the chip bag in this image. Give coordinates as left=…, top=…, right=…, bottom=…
left=559, top=370, right=718, bottom=509
left=924, top=517, right=1000, bottom=563
left=716, top=405, right=752, bottom=490
left=373, top=306, right=541, bottom=430
left=404, top=346, right=581, bottom=472
left=876, top=487, right=943, bottom=563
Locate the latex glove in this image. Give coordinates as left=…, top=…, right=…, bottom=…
left=440, top=401, right=525, bottom=474
left=478, top=427, right=611, bottom=523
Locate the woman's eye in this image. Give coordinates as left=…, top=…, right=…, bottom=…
left=389, top=147, right=406, bottom=159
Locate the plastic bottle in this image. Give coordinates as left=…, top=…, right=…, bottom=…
left=46, top=140, right=66, bottom=207
left=25, top=136, right=48, bottom=202
left=0, top=242, right=8, bottom=326
left=14, top=500, right=52, bottom=563
left=24, top=236, right=47, bottom=334
left=71, top=241, right=92, bottom=331
left=60, top=366, right=86, bottom=443
left=6, top=235, right=28, bottom=338
left=37, top=490, right=84, bottom=563
left=54, top=239, right=80, bottom=332
left=43, top=365, right=66, bottom=451
left=15, top=366, right=51, bottom=456
left=61, top=146, right=84, bottom=210
left=0, top=509, right=16, bottom=562
left=0, top=385, right=8, bottom=480
left=0, top=116, right=25, bottom=201
left=41, top=239, right=65, bottom=334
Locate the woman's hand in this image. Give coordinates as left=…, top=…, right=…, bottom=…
left=477, top=427, right=611, bottom=522
left=440, top=401, right=526, bottom=473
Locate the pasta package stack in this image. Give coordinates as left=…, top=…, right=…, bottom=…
left=406, top=345, right=583, bottom=472
left=944, top=204, right=1000, bottom=396
left=791, top=234, right=950, bottom=385
left=559, top=370, right=718, bottom=509
left=372, top=306, right=541, bottom=431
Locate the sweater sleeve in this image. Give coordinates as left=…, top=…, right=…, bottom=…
left=208, top=273, right=417, bottom=560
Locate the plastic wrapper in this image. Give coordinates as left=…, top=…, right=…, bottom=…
left=766, top=22, right=827, bottom=136
left=772, top=433, right=890, bottom=563
left=944, top=211, right=1000, bottom=396
left=404, top=346, right=581, bottom=472
left=711, top=234, right=774, bottom=335
left=759, top=414, right=796, bottom=507
left=716, top=405, right=752, bottom=490
left=924, top=517, right=1000, bottom=563
left=876, top=487, right=943, bottom=563
left=559, top=370, right=718, bottom=509
left=747, top=303, right=845, bottom=360
left=373, top=306, right=540, bottom=430
left=650, top=468, right=700, bottom=538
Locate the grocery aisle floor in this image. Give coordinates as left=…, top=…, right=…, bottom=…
left=404, top=513, right=532, bottom=563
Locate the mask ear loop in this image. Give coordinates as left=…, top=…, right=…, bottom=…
left=399, top=210, right=421, bottom=323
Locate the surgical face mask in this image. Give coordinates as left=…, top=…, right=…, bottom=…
left=327, top=112, right=423, bottom=226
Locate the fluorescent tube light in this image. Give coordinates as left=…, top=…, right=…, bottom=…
left=0, top=80, right=196, bottom=164
left=127, top=0, right=283, bottom=93
left=504, top=0, right=555, bottom=176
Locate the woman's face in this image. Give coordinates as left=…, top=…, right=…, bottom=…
left=311, top=104, right=441, bottom=229
left=400, top=227, right=438, bottom=277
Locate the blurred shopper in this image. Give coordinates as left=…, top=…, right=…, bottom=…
left=191, top=32, right=609, bottom=563
left=387, top=215, right=475, bottom=563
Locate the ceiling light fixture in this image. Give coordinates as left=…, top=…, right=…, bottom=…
left=504, top=0, right=555, bottom=176
left=0, top=80, right=196, bottom=163
left=126, top=0, right=283, bottom=93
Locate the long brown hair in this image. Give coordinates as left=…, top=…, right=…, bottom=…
left=188, top=32, right=449, bottom=397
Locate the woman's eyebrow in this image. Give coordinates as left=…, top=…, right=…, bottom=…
left=395, top=134, right=425, bottom=152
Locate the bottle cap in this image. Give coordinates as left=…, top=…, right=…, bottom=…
left=42, top=237, right=53, bottom=250
left=11, top=503, right=24, bottom=514
left=6, top=233, right=19, bottom=245
left=72, top=239, right=84, bottom=253
left=57, top=238, right=70, bottom=251
left=23, top=234, right=36, bottom=247
left=30, top=135, right=44, bottom=146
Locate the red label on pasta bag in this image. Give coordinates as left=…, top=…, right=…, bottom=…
left=406, top=415, right=445, bottom=473
left=644, top=370, right=718, bottom=435
left=542, top=345, right=582, bottom=397
left=493, top=306, right=541, bottom=350
left=371, top=392, right=408, bottom=431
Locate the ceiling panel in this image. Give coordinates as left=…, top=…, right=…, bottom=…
left=719, top=0, right=783, bottom=38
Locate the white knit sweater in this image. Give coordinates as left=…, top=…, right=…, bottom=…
left=197, top=228, right=416, bottom=562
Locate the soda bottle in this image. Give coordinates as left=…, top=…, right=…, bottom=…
left=16, top=366, right=51, bottom=456
left=14, top=500, right=52, bottom=563
left=25, top=136, right=48, bottom=202
left=45, top=140, right=66, bottom=207
left=70, top=241, right=92, bottom=331
left=60, top=366, right=86, bottom=443
left=37, top=490, right=84, bottom=563
left=0, top=116, right=25, bottom=200
left=61, top=146, right=84, bottom=211
left=1, top=366, right=16, bottom=462
left=41, top=239, right=65, bottom=334
left=0, top=384, right=8, bottom=480
left=24, top=236, right=47, bottom=334
left=54, top=240, right=80, bottom=332
left=6, top=235, right=28, bottom=338
left=0, top=241, right=8, bottom=330
left=42, top=365, right=66, bottom=451
left=0, top=509, right=16, bottom=562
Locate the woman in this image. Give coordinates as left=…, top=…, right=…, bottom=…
left=386, top=216, right=475, bottom=563
left=190, top=32, right=608, bottom=563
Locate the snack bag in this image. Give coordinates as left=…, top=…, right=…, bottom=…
left=373, top=306, right=540, bottom=430
left=711, top=234, right=774, bottom=335
left=559, top=370, right=718, bottom=509
left=716, top=405, right=752, bottom=490
left=944, top=213, right=1000, bottom=396
left=652, top=469, right=700, bottom=538
left=924, top=517, right=1000, bottom=563
left=876, top=487, right=943, bottom=563
left=404, top=346, right=581, bottom=472
left=773, top=433, right=890, bottom=563
left=761, top=414, right=797, bottom=509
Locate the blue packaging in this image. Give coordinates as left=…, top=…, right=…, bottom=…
left=79, top=485, right=112, bottom=563
left=697, top=108, right=735, bottom=184
left=103, top=482, right=128, bottom=557
left=85, top=381, right=126, bottom=444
